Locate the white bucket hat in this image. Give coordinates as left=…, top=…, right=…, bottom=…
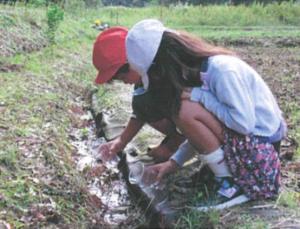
left=126, top=19, right=167, bottom=90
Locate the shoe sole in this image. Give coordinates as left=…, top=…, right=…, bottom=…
left=193, top=194, right=250, bottom=212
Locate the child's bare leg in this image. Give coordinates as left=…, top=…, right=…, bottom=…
left=174, top=100, right=231, bottom=177
left=148, top=119, right=185, bottom=162
left=174, top=100, right=223, bottom=154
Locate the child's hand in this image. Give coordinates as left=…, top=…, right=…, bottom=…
left=144, top=160, right=179, bottom=183
left=98, top=137, right=124, bottom=161
left=181, top=88, right=192, bottom=100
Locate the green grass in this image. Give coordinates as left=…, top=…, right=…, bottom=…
left=175, top=209, right=220, bottom=229
left=53, top=3, right=300, bottom=40
left=286, top=102, right=300, bottom=146
left=69, top=2, right=300, bottom=27
left=0, top=145, right=18, bottom=169
left=276, top=190, right=300, bottom=209
left=0, top=5, right=97, bottom=227
left=233, top=215, right=269, bottom=229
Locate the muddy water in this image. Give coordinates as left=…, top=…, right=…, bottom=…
left=70, top=117, right=207, bottom=227
left=69, top=83, right=169, bottom=227
left=68, top=84, right=203, bottom=228
left=71, top=122, right=134, bottom=226
left=70, top=113, right=174, bottom=227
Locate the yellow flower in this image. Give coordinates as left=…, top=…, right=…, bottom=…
left=94, top=19, right=101, bottom=25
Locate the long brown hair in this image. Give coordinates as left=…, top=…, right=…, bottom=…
left=148, top=31, right=236, bottom=116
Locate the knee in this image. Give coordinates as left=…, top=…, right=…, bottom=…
left=176, top=104, right=190, bottom=124
left=178, top=100, right=207, bottom=123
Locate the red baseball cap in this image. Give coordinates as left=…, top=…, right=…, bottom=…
left=93, top=27, right=128, bottom=84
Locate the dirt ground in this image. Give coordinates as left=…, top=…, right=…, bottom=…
left=205, top=39, right=300, bottom=228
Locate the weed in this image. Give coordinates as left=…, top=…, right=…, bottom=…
left=295, top=147, right=300, bottom=159
left=29, top=0, right=47, bottom=7
left=46, top=4, right=64, bottom=44
left=0, top=177, right=38, bottom=209
left=276, top=190, right=300, bottom=209
left=80, top=127, right=89, bottom=139
left=0, top=14, right=16, bottom=27
left=0, top=145, right=18, bottom=170
left=193, top=191, right=204, bottom=203
left=13, top=127, right=30, bottom=137
left=282, top=101, right=300, bottom=158
left=175, top=209, right=220, bottom=229
left=233, top=215, right=269, bottom=229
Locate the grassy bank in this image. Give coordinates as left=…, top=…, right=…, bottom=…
left=0, top=5, right=99, bottom=227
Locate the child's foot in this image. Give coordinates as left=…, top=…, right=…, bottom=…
left=195, top=177, right=250, bottom=211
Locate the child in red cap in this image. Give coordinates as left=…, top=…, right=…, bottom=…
left=92, top=27, right=185, bottom=162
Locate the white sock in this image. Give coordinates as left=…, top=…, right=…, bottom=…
left=199, top=147, right=232, bottom=177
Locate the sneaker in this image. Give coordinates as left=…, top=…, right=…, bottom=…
left=216, top=177, right=241, bottom=199
left=194, top=177, right=250, bottom=211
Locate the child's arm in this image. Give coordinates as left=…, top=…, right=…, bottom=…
left=98, top=118, right=144, bottom=161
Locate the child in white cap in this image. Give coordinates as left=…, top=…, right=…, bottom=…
left=92, top=26, right=185, bottom=163
left=126, top=19, right=287, bottom=208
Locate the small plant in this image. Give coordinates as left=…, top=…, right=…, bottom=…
left=0, top=14, right=16, bottom=27
left=176, top=209, right=220, bottom=229
left=276, top=190, right=300, bottom=209
left=234, top=215, right=269, bottom=229
left=46, top=4, right=64, bottom=44
left=81, top=127, right=89, bottom=139
left=0, top=146, right=18, bottom=170
left=29, top=0, right=47, bottom=7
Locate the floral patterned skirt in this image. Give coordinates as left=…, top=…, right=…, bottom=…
left=223, top=129, right=281, bottom=200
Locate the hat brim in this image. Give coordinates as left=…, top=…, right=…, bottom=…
left=94, top=63, right=123, bottom=84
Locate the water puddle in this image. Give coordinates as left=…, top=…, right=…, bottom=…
left=69, top=109, right=209, bottom=227
left=69, top=89, right=209, bottom=228
left=70, top=112, right=136, bottom=226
